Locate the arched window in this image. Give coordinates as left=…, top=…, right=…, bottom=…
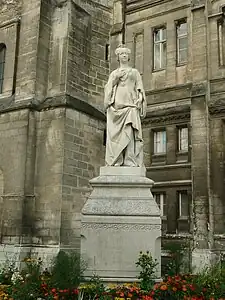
left=0, top=44, right=6, bottom=94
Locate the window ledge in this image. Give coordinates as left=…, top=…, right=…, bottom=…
left=152, top=68, right=166, bottom=73
left=152, top=153, right=166, bottom=157
left=0, top=92, right=11, bottom=99
left=176, top=63, right=187, bottom=67
left=177, top=216, right=189, bottom=221
left=176, top=151, right=188, bottom=155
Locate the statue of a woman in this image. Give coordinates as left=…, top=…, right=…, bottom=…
left=104, top=44, right=147, bottom=167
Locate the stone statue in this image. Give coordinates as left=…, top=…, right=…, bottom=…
left=104, top=44, right=147, bottom=167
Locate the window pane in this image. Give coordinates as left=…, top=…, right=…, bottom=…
left=155, top=195, right=160, bottom=208
left=163, top=199, right=167, bottom=217
left=154, top=43, right=161, bottom=69
left=218, top=22, right=225, bottom=66
left=0, top=45, right=6, bottom=94
left=162, top=42, right=166, bottom=68
left=154, top=131, right=166, bottom=153
left=178, top=37, right=188, bottom=50
left=162, top=28, right=166, bottom=40
left=179, top=127, right=188, bottom=151
left=154, top=193, right=166, bottom=217
left=0, top=63, right=4, bottom=80
left=177, top=22, right=187, bottom=37
left=179, top=49, right=188, bottom=64
left=179, top=192, right=189, bottom=217
left=154, top=29, right=161, bottom=42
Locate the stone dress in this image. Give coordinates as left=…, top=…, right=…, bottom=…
left=104, top=67, right=146, bottom=166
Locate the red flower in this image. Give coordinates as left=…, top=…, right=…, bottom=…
left=160, top=285, right=168, bottom=291
left=182, top=285, right=187, bottom=292
left=73, top=289, right=79, bottom=294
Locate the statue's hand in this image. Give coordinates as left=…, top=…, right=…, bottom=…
left=113, top=70, right=126, bottom=85
left=135, top=97, right=143, bottom=110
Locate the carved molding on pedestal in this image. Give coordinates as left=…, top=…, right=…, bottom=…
left=81, top=223, right=161, bottom=231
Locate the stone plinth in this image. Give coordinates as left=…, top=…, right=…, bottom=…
left=81, top=167, right=161, bottom=282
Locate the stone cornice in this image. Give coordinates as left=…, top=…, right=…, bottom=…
left=209, top=105, right=225, bottom=115
left=145, top=83, right=192, bottom=96
left=0, top=17, right=20, bottom=29
left=126, top=0, right=189, bottom=14
left=0, top=94, right=106, bottom=122
left=126, top=2, right=190, bottom=25
left=143, top=105, right=190, bottom=125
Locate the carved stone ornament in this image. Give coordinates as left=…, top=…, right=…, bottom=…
left=81, top=223, right=161, bottom=231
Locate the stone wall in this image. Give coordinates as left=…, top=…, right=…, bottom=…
left=61, top=108, right=105, bottom=249
left=0, top=0, right=112, bottom=262
left=0, top=110, right=29, bottom=244
left=66, top=0, right=112, bottom=109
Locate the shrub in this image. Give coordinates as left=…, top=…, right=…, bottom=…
left=7, top=257, right=44, bottom=300
left=162, top=241, right=190, bottom=277
left=136, top=251, right=158, bottom=291
left=50, top=250, right=87, bottom=290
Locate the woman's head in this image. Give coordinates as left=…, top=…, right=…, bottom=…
left=115, top=44, right=131, bottom=63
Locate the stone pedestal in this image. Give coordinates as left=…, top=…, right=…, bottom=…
left=81, top=167, right=161, bottom=282
left=192, top=249, right=218, bottom=273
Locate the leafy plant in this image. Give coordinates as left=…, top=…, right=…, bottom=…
left=79, top=274, right=106, bottom=300
left=0, top=258, right=16, bottom=285
left=7, top=257, right=44, bottom=300
left=136, top=251, right=158, bottom=291
left=50, top=250, right=87, bottom=290
left=162, top=241, right=189, bottom=276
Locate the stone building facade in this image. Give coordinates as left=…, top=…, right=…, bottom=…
left=0, top=0, right=112, bottom=262
left=110, top=0, right=225, bottom=269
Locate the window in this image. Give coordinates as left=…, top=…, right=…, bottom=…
left=178, top=126, right=188, bottom=152
left=153, top=130, right=166, bottom=154
left=176, top=21, right=188, bottom=65
left=105, top=44, right=110, bottom=61
left=0, top=44, right=6, bottom=94
left=218, top=17, right=225, bottom=66
left=153, top=193, right=167, bottom=217
left=178, top=191, right=189, bottom=218
left=153, top=27, right=166, bottom=70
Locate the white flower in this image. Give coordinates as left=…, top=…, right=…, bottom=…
left=11, top=271, right=23, bottom=283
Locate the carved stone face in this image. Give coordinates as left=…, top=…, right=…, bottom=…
left=118, top=51, right=129, bottom=64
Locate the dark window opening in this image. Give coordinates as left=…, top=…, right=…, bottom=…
left=0, top=44, right=6, bottom=94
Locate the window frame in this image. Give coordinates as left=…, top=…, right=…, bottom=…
left=218, top=17, right=225, bottom=67
left=177, top=126, right=189, bottom=153
left=153, top=26, right=167, bottom=71
left=177, top=190, right=189, bottom=220
left=153, top=192, right=167, bottom=219
left=153, top=130, right=167, bottom=155
left=0, top=44, right=6, bottom=94
left=176, top=19, right=188, bottom=66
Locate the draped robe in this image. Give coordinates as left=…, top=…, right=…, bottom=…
left=104, top=67, right=146, bottom=166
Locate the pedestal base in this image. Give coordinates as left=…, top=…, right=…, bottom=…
left=192, top=249, right=218, bottom=273
left=81, top=167, right=161, bottom=282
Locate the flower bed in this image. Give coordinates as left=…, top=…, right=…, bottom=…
left=0, top=251, right=225, bottom=299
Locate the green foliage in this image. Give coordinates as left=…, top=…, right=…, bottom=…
left=7, top=257, right=43, bottom=300
left=0, top=259, right=16, bottom=285
left=80, top=274, right=106, bottom=300
left=163, top=241, right=189, bottom=276
left=135, top=251, right=158, bottom=291
left=190, top=262, right=225, bottom=299
left=50, top=250, right=87, bottom=290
